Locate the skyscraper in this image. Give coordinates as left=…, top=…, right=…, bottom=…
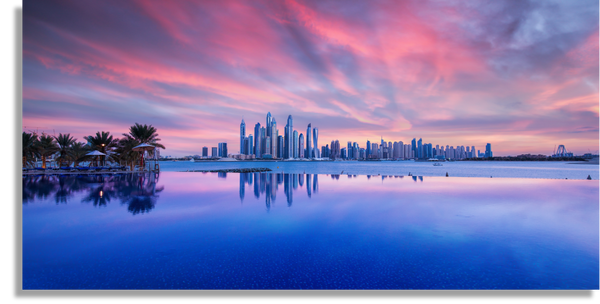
left=202, top=147, right=208, bottom=158
left=218, top=142, right=228, bottom=158
left=306, top=123, right=312, bottom=159
left=266, top=112, right=272, bottom=138
left=366, top=140, right=371, bottom=158
left=240, top=119, right=246, bottom=154
left=411, top=138, right=417, bottom=159
left=254, top=123, right=261, bottom=158
left=285, top=115, right=293, bottom=159
left=260, top=127, right=266, bottom=155
left=293, top=130, right=299, bottom=158
left=313, top=127, right=318, bottom=158
left=485, top=143, right=493, bottom=158
left=417, top=138, right=423, bottom=159
left=299, top=133, right=304, bottom=158
left=271, top=118, right=277, bottom=157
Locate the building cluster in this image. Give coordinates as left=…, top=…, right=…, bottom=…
left=195, top=112, right=494, bottom=160
left=232, top=112, right=321, bottom=160
left=322, top=139, right=492, bottom=160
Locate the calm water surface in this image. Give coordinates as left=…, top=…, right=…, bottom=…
left=159, top=160, right=599, bottom=180
left=22, top=172, right=599, bottom=289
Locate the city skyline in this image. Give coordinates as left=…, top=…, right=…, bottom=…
left=22, top=0, right=599, bottom=157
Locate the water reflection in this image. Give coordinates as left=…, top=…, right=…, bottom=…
left=22, top=173, right=164, bottom=215
left=238, top=173, right=323, bottom=210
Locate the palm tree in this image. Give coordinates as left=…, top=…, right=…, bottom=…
left=125, top=123, right=166, bottom=149
left=125, top=123, right=165, bottom=169
left=37, top=134, right=59, bottom=169
left=70, top=142, right=91, bottom=167
left=85, top=131, right=119, bottom=165
left=116, top=136, right=141, bottom=171
left=22, top=132, right=40, bottom=168
left=54, top=133, right=77, bottom=167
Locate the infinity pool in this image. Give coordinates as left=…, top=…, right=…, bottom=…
left=22, top=172, right=599, bottom=289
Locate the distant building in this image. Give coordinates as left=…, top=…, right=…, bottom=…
left=211, top=147, right=218, bottom=157
left=299, top=133, right=305, bottom=158
left=218, top=142, right=228, bottom=158
left=202, top=146, right=208, bottom=157
left=306, top=123, right=312, bottom=159
left=485, top=143, right=493, bottom=158
left=240, top=119, right=246, bottom=154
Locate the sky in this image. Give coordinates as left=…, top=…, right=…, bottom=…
left=22, top=0, right=599, bottom=157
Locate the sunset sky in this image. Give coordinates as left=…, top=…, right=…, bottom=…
left=23, top=0, right=599, bottom=157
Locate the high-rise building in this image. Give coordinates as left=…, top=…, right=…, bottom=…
left=271, top=118, right=277, bottom=157
left=254, top=123, right=261, bottom=158
left=366, top=140, right=371, bottom=157
left=260, top=127, right=266, bottom=155
left=246, top=135, right=253, bottom=157
left=411, top=138, right=417, bottom=159
left=202, top=147, right=208, bottom=157
left=313, top=127, right=319, bottom=158
left=218, top=142, right=228, bottom=158
left=306, top=123, right=312, bottom=159
left=286, top=115, right=293, bottom=159
left=485, top=143, right=493, bottom=158
left=293, top=130, right=299, bottom=158
left=278, top=135, right=284, bottom=159
left=240, top=119, right=246, bottom=154
left=417, top=138, right=423, bottom=159
left=211, top=147, right=217, bottom=157
left=472, top=146, right=476, bottom=158
left=299, top=133, right=305, bottom=158
left=347, top=141, right=352, bottom=159
left=266, top=112, right=272, bottom=138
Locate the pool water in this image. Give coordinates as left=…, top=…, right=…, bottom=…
left=22, top=172, right=599, bottom=289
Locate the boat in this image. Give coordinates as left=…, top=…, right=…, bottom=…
left=433, top=163, right=443, bottom=166
left=190, top=159, right=195, bottom=162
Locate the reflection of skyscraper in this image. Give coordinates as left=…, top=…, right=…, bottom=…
left=293, top=174, right=298, bottom=189
left=313, top=174, right=318, bottom=193
left=306, top=174, right=312, bottom=197
left=239, top=173, right=246, bottom=203
left=284, top=173, right=292, bottom=207
left=299, top=173, right=304, bottom=187
left=253, top=172, right=260, bottom=198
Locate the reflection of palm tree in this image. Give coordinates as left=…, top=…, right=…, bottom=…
left=81, top=184, right=116, bottom=207
left=114, top=173, right=164, bottom=215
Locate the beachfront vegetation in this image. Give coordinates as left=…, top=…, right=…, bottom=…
left=22, top=123, right=166, bottom=169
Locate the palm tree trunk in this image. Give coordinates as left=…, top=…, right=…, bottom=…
left=23, top=156, right=26, bottom=168
left=42, top=156, right=46, bottom=169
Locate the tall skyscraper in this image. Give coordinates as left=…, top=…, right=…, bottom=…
left=266, top=112, right=272, bottom=138
left=313, top=127, right=318, bottom=158
left=260, top=127, right=266, bottom=155
left=306, top=123, right=312, bottom=159
left=285, top=115, right=293, bottom=159
left=299, top=133, right=304, bottom=158
left=246, top=135, right=253, bottom=157
left=254, top=123, right=261, bottom=158
left=202, top=147, right=208, bottom=157
left=211, top=147, right=217, bottom=157
left=417, top=138, right=423, bottom=159
left=240, top=119, right=246, bottom=154
left=293, top=130, right=299, bottom=158
left=278, top=135, right=284, bottom=158
left=485, top=143, right=493, bottom=158
left=366, top=140, right=371, bottom=157
left=271, top=118, right=277, bottom=157
left=411, top=138, right=417, bottom=159
left=472, top=146, right=476, bottom=158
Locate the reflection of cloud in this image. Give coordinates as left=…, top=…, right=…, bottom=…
left=23, top=0, right=599, bottom=156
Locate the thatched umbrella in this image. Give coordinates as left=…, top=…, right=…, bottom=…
left=86, top=150, right=106, bottom=167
